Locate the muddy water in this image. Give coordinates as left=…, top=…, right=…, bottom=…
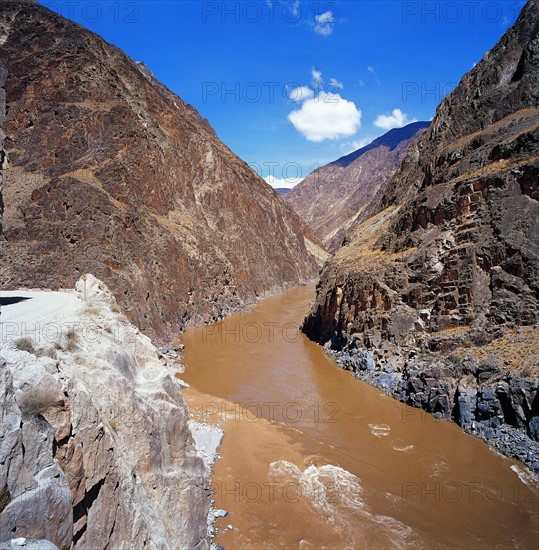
left=181, top=284, right=539, bottom=549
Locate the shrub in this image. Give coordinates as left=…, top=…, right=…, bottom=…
left=17, top=383, right=63, bottom=417
left=14, top=337, right=35, bottom=354
left=66, top=330, right=79, bottom=352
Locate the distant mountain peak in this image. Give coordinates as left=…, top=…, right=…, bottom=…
left=333, top=121, right=430, bottom=168
left=286, top=121, right=429, bottom=252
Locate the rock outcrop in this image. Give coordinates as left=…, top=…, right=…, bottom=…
left=0, top=275, right=211, bottom=549
left=0, top=0, right=322, bottom=340
left=303, top=0, right=539, bottom=468
left=286, top=122, right=429, bottom=252
left=0, top=59, right=6, bottom=233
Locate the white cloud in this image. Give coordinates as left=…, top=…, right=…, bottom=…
left=340, top=136, right=375, bottom=155
left=328, top=77, right=343, bottom=89
left=264, top=174, right=303, bottom=190
left=316, top=11, right=334, bottom=24
left=314, top=10, right=335, bottom=36
left=288, top=91, right=361, bottom=142
left=374, top=108, right=417, bottom=130
left=311, top=67, right=322, bottom=83
left=367, top=65, right=381, bottom=85
left=288, top=85, right=314, bottom=103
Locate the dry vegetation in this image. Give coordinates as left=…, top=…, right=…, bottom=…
left=446, top=108, right=539, bottom=152
left=66, top=329, right=79, bottom=352
left=451, top=325, right=539, bottom=374
left=17, top=383, right=63, bottom=417
left=14, top=337, right=35, bottom=354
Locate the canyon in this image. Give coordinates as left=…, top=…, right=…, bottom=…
left=303, top=0, right=539, bottom=469
left=0, top=0, right=538, bottom=548
left=0, top=0, right=322, bottom=342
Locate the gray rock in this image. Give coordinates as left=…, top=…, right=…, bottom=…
left=0, top=539, right=59, bottom=550
left=0, top=278, right=212, bottom=549
left=529, top=416, right=539, bottom=442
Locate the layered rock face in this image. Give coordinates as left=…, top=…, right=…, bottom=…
left=0, top=276, right=210, bottom=549
left=0, top=0, right=321, bottom=340
left=286, top=122, right=429, bottom=252
left=304, top=0, right=539, bottom=467
left=0, top=60, right=6, bottom=233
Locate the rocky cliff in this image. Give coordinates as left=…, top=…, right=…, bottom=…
left=286, top=122, right=429, bottom=252
left=303, top=0, right=539, bottom=468
left=0, top=59, right=6, bottom=233
left=0, top=0, right=321, bottom=340
left=0, top=275, right=211, bottom=549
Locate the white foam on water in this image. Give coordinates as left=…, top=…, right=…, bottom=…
left=301, top=463, right=366, bottom=519
left=384, top=492, right=402, bottom=507
left=392, top=439, right=414, bottom=452
left=510, top=464, right=539, bottom=491
left=368, top=423, right=391, bottom=437
left=418, top=453, right=449, bottom=479
left=268, top=460, right=416, bottom=548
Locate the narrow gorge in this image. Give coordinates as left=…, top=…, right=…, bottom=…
left=0, top=0, right=538, bottom=549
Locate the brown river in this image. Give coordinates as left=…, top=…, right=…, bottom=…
left=180, top=284, right=539, bottom=549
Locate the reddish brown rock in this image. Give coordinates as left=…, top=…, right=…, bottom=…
left=0, top=59, right=6, bottom=233
left=0, top=0, right=321, bottom=340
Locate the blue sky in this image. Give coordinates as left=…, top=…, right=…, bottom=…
left=42, top=0, right=525, bottom=187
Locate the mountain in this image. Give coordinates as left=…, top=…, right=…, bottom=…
left=285, top=122, right=429, bottom=252
left=303, top=0, right=539, bottom=468
left=0, top=0, right=322, bottom=340
left=274, top=188, right=291, bottom=196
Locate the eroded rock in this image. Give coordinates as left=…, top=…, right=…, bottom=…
left=286, top=122, right=429, bottom=252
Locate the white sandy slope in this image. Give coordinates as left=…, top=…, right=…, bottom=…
left=0, top=275, right=218, bottom=549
